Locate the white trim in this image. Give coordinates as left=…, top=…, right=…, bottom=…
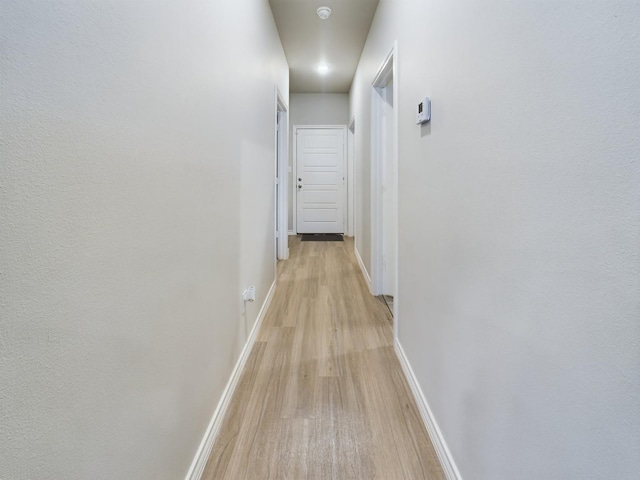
left=184, top=280, right=277, bottom=480
left=394, top=339, right=463, bottom=480
left=370, top=42, right=399, bottom=340
left=287, top=230, right=295, bottom=236
left=347, top=119, right=355, bottom=237
left=276, top=90, right=289, bottom=260
left=354, top=245, right=372, bottom=294
left=293, top=125, right=348, bottom=235
left=292, top=126, right=297, bottom=235
left=372, top=48, right=395, bottom=87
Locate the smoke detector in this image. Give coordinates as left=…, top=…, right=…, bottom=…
left=317, top=6, right=332, bottom=20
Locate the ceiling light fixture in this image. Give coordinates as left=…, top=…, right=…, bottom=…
left=316, top=6, right=332, bottom=20
left=317, top=64, right=330, bottom=74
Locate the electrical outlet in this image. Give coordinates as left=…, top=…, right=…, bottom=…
left=243, top=286, right=256, bottom=302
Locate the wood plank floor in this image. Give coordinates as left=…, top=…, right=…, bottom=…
left=203, top=236, right=445, bottom=480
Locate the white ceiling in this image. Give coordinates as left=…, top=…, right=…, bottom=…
left=269, top=0, right=380, bottom=93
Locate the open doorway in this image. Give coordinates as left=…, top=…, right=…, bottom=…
left=276, top=90, right=289, bottom=261
left=371, top=44, right=398, bottom=334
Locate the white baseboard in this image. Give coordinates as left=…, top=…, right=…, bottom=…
left=184, top=280, right=277, bottom=480
left=354, top=245, right=372, bottom=294
left=394, top=338, right=463, bottom=480
left=287, top=230, right=295, bottom=236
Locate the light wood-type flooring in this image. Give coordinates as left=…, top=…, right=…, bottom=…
left=203, top=236, right=445, bottom=480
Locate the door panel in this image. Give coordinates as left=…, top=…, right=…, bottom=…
left=303, top=208, right=338, bottom=222
left=303, top=153, right=338, bottom=167
left=304, top=191, right=338, bottom=204
left=296, top=128, right=345, bottom=234
left=305, top=171, right=338, bottom=185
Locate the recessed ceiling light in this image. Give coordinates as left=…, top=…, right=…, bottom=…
left=317, top=6, right=332, bottom=20
left=317, top=64, right=331, bottom=74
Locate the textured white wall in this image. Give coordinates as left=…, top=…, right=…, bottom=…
left=288, top=94, right=350, bottom=231
left=0, top=1, right=287, bottom=479
left=351, top=0, right=640, bottom=478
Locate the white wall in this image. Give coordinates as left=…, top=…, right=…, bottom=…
left=0, top=1, right=287, bottom=479
left=350, top=1, right=640, bottom=479
left=288, top=93, right=349, bottom=231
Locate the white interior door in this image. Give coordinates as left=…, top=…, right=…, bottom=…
left=296, top=128, right=345, bottom=234
left=381, top=81, right=395, bottom=297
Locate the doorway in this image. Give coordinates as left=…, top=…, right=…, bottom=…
left=276, top=90, right=289, bottom=260
left=348, top=118, right=355, bottom=237
left=294, top=126, right=347, bottom=234
left=371, top=44, right=398, bottom=332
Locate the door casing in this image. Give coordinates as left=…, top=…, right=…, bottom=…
left=275, top=89, right=289, bottom=260
left=371, top=43, right=399, bottom=338
left=348, top=118, right=356, bottom=237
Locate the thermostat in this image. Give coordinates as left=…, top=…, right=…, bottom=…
left=416, top=97, right=431, bottom=124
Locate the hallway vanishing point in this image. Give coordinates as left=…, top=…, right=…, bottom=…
left=203, top=236, right=445, bottom=479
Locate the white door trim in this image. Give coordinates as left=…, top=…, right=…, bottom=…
left=292, top=125, right=348, bottom=235
left=275, top=89, right=289, bottom=260
left=347, top=117, right=356, bottom=237
left=371, top=42, right=399, bottom=339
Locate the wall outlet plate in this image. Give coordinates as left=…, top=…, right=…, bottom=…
left=243, top=286, right=256, bottom=302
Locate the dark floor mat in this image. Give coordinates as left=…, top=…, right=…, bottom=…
left=301, top=234, right=344, bottom=242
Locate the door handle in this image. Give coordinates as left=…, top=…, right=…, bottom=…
left=298, top=185, right=302, bottom=189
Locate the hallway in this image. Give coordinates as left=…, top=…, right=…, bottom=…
left=203, top=236, right=445, bottom=479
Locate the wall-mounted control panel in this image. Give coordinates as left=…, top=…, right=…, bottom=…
left=416, top=97, right=431, bottom=124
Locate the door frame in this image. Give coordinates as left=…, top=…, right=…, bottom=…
left=292, top=125, right=348, bottom=235
left=371, top=43, right=399, bottom=336
left=275, top=89, right=289, bottom=260
left=348, top=117, right=356, bottom=237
